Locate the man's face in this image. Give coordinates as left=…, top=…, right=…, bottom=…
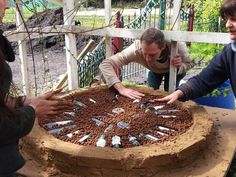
left=0, top=0, right=10, bottom=24
left=225, top=15, right=236, bottom=41
left=141, top=41, right=165, bottom=64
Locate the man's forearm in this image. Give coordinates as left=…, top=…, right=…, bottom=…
left=99, top=63, right=121, bottom=88
left=113, top=82, right=125, bottom=93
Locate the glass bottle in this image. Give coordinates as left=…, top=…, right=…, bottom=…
left=96, top=134, right=106, bottom=147
left=112, top=135, right=122, bottom=148
left=128, top=135, right=140, bottom=146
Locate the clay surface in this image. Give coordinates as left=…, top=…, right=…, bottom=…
left=22, top=86, right=213, bottom=177
left=39, top=86, right=193, bottom=148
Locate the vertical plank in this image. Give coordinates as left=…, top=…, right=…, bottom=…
left=63, top=0, right=78, bottom=89
left=15, top=0, right=30, bottom=95
left=104, top=0, right=113, bottom=58
left=169, top=41, right=178, bottom=92
left=171, top=0, right=181, bottom=30
left=168, top=0, right=182, bottom=92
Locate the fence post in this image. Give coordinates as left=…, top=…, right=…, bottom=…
left=104, top=0, right=113, bottom=58
left=113, top=11, right=123, bottom=80
left=188, top=5, right=194, bottom=31
left=63, top=0, right=78, bottom=90
left=159, top=0, right=166, bottom=30
left=169, top=0, right=182, bottom=92
left=15, top=0, right=30, bottom=95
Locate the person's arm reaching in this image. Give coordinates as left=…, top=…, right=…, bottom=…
left=151, top=89, right=184, bottom=104
left=99, top=43, right=137, bottom=87
left=100, top=41, right=145, bottom=99
left=25, top=89, right=73, bottom=119
left=113, top=82, right=145, bottom=99
left=6, top=89, right=73, bottom=119
left=152, top=46, right=229, bottom=104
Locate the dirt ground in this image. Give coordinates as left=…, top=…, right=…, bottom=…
left=2, top=7, right=100, bottom=95
left=9, top=49, right=68, bottom=94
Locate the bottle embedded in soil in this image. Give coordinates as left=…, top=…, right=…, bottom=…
left=104, top=124, right=113, bottom=133
left=45, top=120, right=72, bottom=128
left=112, top=94, right=119, bottom=103
left=48, top=125, right=76, bottom=135
left=117, top=121, right=130, bottom=129
left=73, top=100, right=88, bottom=108
left=128, top=135, right=141, bottom=146
left=92, top=118, right=104, bottom=126
left=139, top=132, right=159, bottom=141
left=96, top=134, right=106, bottom=147
left=78, top=133, right=91, bottom=142
left=140, top=100, right=150, bottom=109
left=65, top=129, right=80, bottom=138
left=112, top=135, right=122, bottom=148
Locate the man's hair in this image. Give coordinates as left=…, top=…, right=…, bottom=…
left=220, top=0, right=236, bottom=20
left=140, top=28, right=165, bottom=48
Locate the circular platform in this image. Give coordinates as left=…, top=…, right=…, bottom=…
left=22, top=86, right=213, bottom=177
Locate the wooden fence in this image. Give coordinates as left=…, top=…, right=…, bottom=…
left=4, top=0, right=230, bottom=95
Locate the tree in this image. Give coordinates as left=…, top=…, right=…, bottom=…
left=184, top=0, right=225, bottom=32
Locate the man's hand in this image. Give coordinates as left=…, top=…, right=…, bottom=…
left=113, top=82, right=145, bottom=99
left=171, top=54, right=182, bottom=68
left=26, top=89, right=73, bottom=120
left=150, top=90, right=184, bottom=104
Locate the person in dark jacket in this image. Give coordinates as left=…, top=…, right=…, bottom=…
left=152, top=1, right=236, bottom=175
left=153, top=0, right=236, bottom=104
left=0, top=1, right=72, bottom=176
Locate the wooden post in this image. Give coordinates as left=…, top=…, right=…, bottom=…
left=188, top=5, right=194, bottom=32
left=168, top=0, right=182, bottom=92
left=63, top=0, right=78, bottom=89
left=169, top=41, right=178, bottom=92
left=53, top=40, right=95, bottom=90
left=104, top=0, right=113, bottom=58
left=15, top=0, right=30, bottom=95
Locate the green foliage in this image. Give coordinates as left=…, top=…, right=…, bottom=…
left=184, top=0, right=224, bottom=32
left=122, top=80, right=139, bottom=87
left=184, top=0, right=222, bottom=20
left=75, top=15, right=105, bottom=28
left=86, top=0, right=104, bottom=8
left=85, top=0, right=143, bottom=8
left=189, top=43, right=224, bottom=66
left=189, top=42, right=231, bottom=98
left=4, top=8, right=34, bottom=23
left=203, top=87, right=232, bottom=98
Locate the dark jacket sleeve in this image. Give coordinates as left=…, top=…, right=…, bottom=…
left=0, top=106, right=35, bottom=146
left=0, top=29, right=15, bottom=62
left=178, top=45, right=230, bottom=101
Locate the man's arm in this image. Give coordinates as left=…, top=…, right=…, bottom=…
left=99, top=42, right=138, bottom=88
left=99, top=41, right=145, bottom=99
left=113, top=82, right=145, bottom=99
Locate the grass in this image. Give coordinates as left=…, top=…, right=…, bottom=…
left=75, top=15, right=105, bottom=28
left=4, top=8, right=108, bottom=28
left=3, top=8, right=39, bottom=24
left=3, top=7, right=159, bottom=28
